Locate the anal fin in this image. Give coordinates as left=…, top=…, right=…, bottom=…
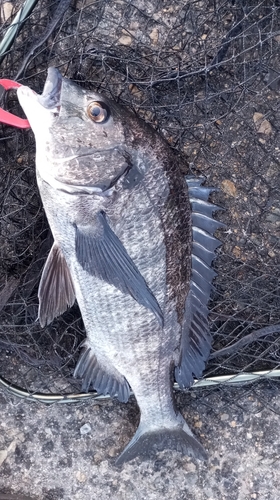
left=38, top=242, right=76, bottom=327
left=73, top=342, right=130, bottom=403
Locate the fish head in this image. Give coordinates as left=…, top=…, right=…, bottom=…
left=17, top=67, right=142, bottom=195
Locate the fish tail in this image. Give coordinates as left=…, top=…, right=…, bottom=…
left=115, top=419, right=207, bottom=466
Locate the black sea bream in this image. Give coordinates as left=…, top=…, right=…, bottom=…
left=17, top=68, right=222, bottom=465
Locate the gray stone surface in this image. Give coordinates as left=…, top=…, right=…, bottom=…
left=0, top=381, right=279, bottom=500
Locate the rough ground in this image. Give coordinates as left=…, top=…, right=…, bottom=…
left=0, top=380, right=280, bottom=500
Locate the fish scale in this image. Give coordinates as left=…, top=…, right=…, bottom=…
left=17, top=67, right=223, bottom=465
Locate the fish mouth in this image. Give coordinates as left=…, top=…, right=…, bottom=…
left=38, top=67, right=62, bottom=110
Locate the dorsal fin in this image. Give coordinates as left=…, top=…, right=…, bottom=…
left=175, top=176, right=224, bottom=388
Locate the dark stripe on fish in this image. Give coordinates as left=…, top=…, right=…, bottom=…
left=160, top=158, right=192, bottom=323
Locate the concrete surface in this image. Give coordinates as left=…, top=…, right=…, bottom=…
left=0, top=380, right=279, bottom=500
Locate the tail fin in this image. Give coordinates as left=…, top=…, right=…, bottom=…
left=115, top=423, right=207, bottom=466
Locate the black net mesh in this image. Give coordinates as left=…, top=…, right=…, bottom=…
left=0, top=0, right=279, bottom=400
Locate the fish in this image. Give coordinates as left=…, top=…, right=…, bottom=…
left=17, top=67, right=222, bottom=465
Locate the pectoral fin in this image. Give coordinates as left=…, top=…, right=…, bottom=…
left=75, top=211, right=163, bottom=326
left=38, top=242, right=76, bottom=327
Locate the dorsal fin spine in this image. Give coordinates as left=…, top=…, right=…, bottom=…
left=174, top=177, right=224, bottom=389
left=187, top=177, right=224, bottom=303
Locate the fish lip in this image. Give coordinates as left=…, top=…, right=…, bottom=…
left=37, top=67, right=62, bottom=110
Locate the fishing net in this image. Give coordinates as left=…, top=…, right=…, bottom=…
left=0, top=0, right=279, bottom=403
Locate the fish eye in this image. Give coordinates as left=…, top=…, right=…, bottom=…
left=87, top=101, right=109, bottom=123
